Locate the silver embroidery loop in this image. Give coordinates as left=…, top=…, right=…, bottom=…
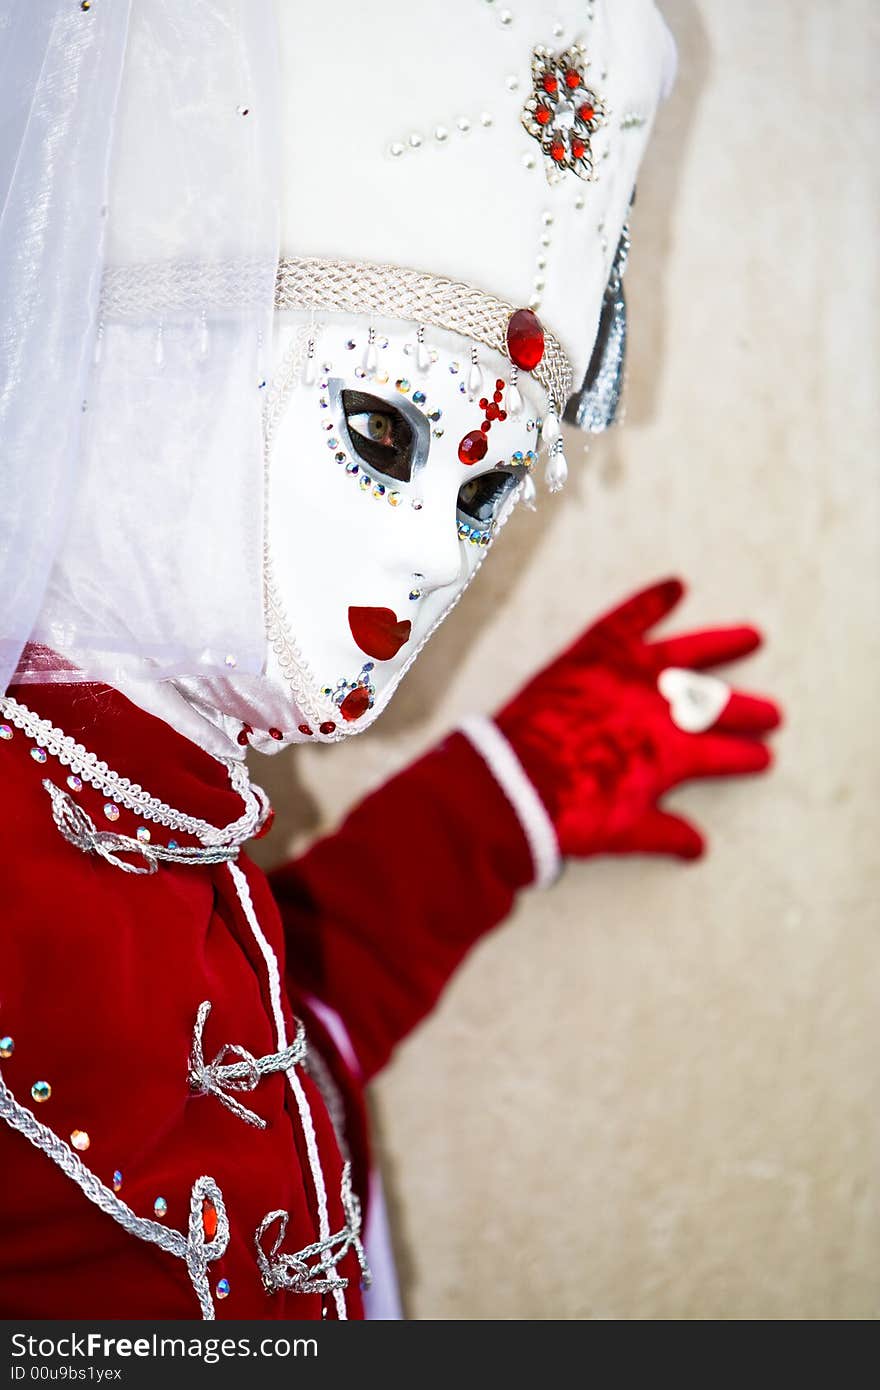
left=189, top=1001, right=308, bottom=1130
left=255, top=1162, right=371, bottom=1298
left=186, top=1176, right=231, bottom=1321
left=43, top=781, right=159, bottom=875
left=42, top=781, right=242, bottom=873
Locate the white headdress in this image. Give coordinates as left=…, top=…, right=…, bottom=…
left=0, top=0, right=675, bottom=695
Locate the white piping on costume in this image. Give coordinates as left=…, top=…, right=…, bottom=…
left=457, top=714, right=562, bottom=889
left=226, top=861, right=348, bottom=1320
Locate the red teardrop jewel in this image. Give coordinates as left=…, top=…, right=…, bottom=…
left=340, top=686, right=371, bottom=722
left=298, top=723, right=313, bottom=736
left=506, top=309, right=546, bottom=372
left=203, top=1199, right=218, bottom=1241
left=550, top=138, right=566, bottom=163
left=541, top=72, right=558, bottom=95
left=255, top=807, right=276, bottom=840
left=571, top=136, right=586, bottom=160
left=458, top=430, right=488, bottom=465
left=268, top=727, right=283, bottom=741
left=564, top=68, right=581, bottom=89
left=578, top=103, right=595, bottom=122
left=319, top=721, right=336, bottom=735
left=535, top=103, right=552, bottom=126
left=236, top=723, right=253, bottom=747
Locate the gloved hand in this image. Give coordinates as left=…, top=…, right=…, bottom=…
left=494, top=577, right=781, bottom=861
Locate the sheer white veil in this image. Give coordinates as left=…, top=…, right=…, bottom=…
left=0, top=0, right=280, bottom=693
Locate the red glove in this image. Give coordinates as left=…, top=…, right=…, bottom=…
left=494, top=577, right=781, bottom=861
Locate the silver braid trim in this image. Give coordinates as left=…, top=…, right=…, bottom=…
left=189, top=1000, right=308, bottom=1130
left=275, top=257, right=573, bottom=414
left=42, top=781, right=240, bottom=873
left=255, top=1161, right=371, bottom=1298
left=0, top=1073, right=229, bottom=1320
left=98, top=259, right=573, bottom=415
left=0, top=696, right=268, bottom=850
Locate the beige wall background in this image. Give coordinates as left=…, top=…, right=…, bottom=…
left=251, top=1, right=879, bottom=1318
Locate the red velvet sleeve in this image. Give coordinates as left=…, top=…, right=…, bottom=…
left=269, top=731, right=537, bottom=1082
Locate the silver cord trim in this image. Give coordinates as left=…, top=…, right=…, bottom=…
left=255, top=1161, right=371, bottom=1297
left=189, top=1000, right=308, bottom=1130
left=0, top=1072, right=229, bottom=1320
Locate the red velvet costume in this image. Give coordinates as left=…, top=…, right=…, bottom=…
left=0, top=682, right=533, bottom=1319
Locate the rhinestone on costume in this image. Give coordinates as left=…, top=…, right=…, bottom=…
left=395, top=378, right=410, bottom=393
left=268, top=727, right=283, bottom=741
left=0, top=1037, right=13, bottom=1058
left=30, top=747, right=47, bottom=764
left=103, top=802, right=120, bottom=822
left=67, top=774, right=82, bottom=792
left=506, top=308, right=545, bottom=371
left=0, top=724, right=12, bottom=740
left=31, top=1081, right=51, bottom=1103
left=216, top=1278, right=230, bottom=1300
left=154, top=1197, right=168, bottom=1219
left=388, top=490, right=402, bottom=506
left=112, top=1170, right=123, bottom=1192
left=459, top=430, right=488, bottom=466
left=298, top=724, right=313, bottom=736
left=167, top=840, right=179, bottom=850
left=70, top=1129, right=90, bottom=1152
left=412, top=390, right=426, bottom=405
left=319, top=721, right=336, bottom=735
left=203, top=1197, right=218, bottom=1240
left=136, top=826, right=151, bottom=844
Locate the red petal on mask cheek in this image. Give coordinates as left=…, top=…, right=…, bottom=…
left=348, top=605, right=412, bottom=660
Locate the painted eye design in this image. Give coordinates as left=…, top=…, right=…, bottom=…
left=457, top=469, right=519, bottom=528
left=343, top=390, right=415, bottom=483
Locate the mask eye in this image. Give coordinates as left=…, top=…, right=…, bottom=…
left=342, top=390, right=415, bottom=483
left=457, top=469, right=519, bottom=529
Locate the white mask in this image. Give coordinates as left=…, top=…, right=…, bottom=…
left=175, top=313, right=544, bottom=756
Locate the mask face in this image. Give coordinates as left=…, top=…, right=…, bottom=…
left=261, top=314, right=545, bottom=745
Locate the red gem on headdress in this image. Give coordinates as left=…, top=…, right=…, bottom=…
left=254, top=807, right=276, bottom=840
left=578, top=103, right=595, bottom=123
left=506, top=309, right=545, bottom=372
left=268, top=727, right=283, bottom=741
left=485, top=402, right=500, bottom=421
left=564, top=69, right=581, bottom=89
left=571, top=136, right=586, bottom=160
left=535, top=103, right=552, bottom=126
left=341, top=686, right=371, bottom=722
left=319, top=721, right=336, bottom=735
left=549, top=138, right=566, bottom=163
left=298, top=723, right=313, bottom=736
left=541, top=72, right=558, bottom=95
left=459, top=430, right=488, bottom=465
